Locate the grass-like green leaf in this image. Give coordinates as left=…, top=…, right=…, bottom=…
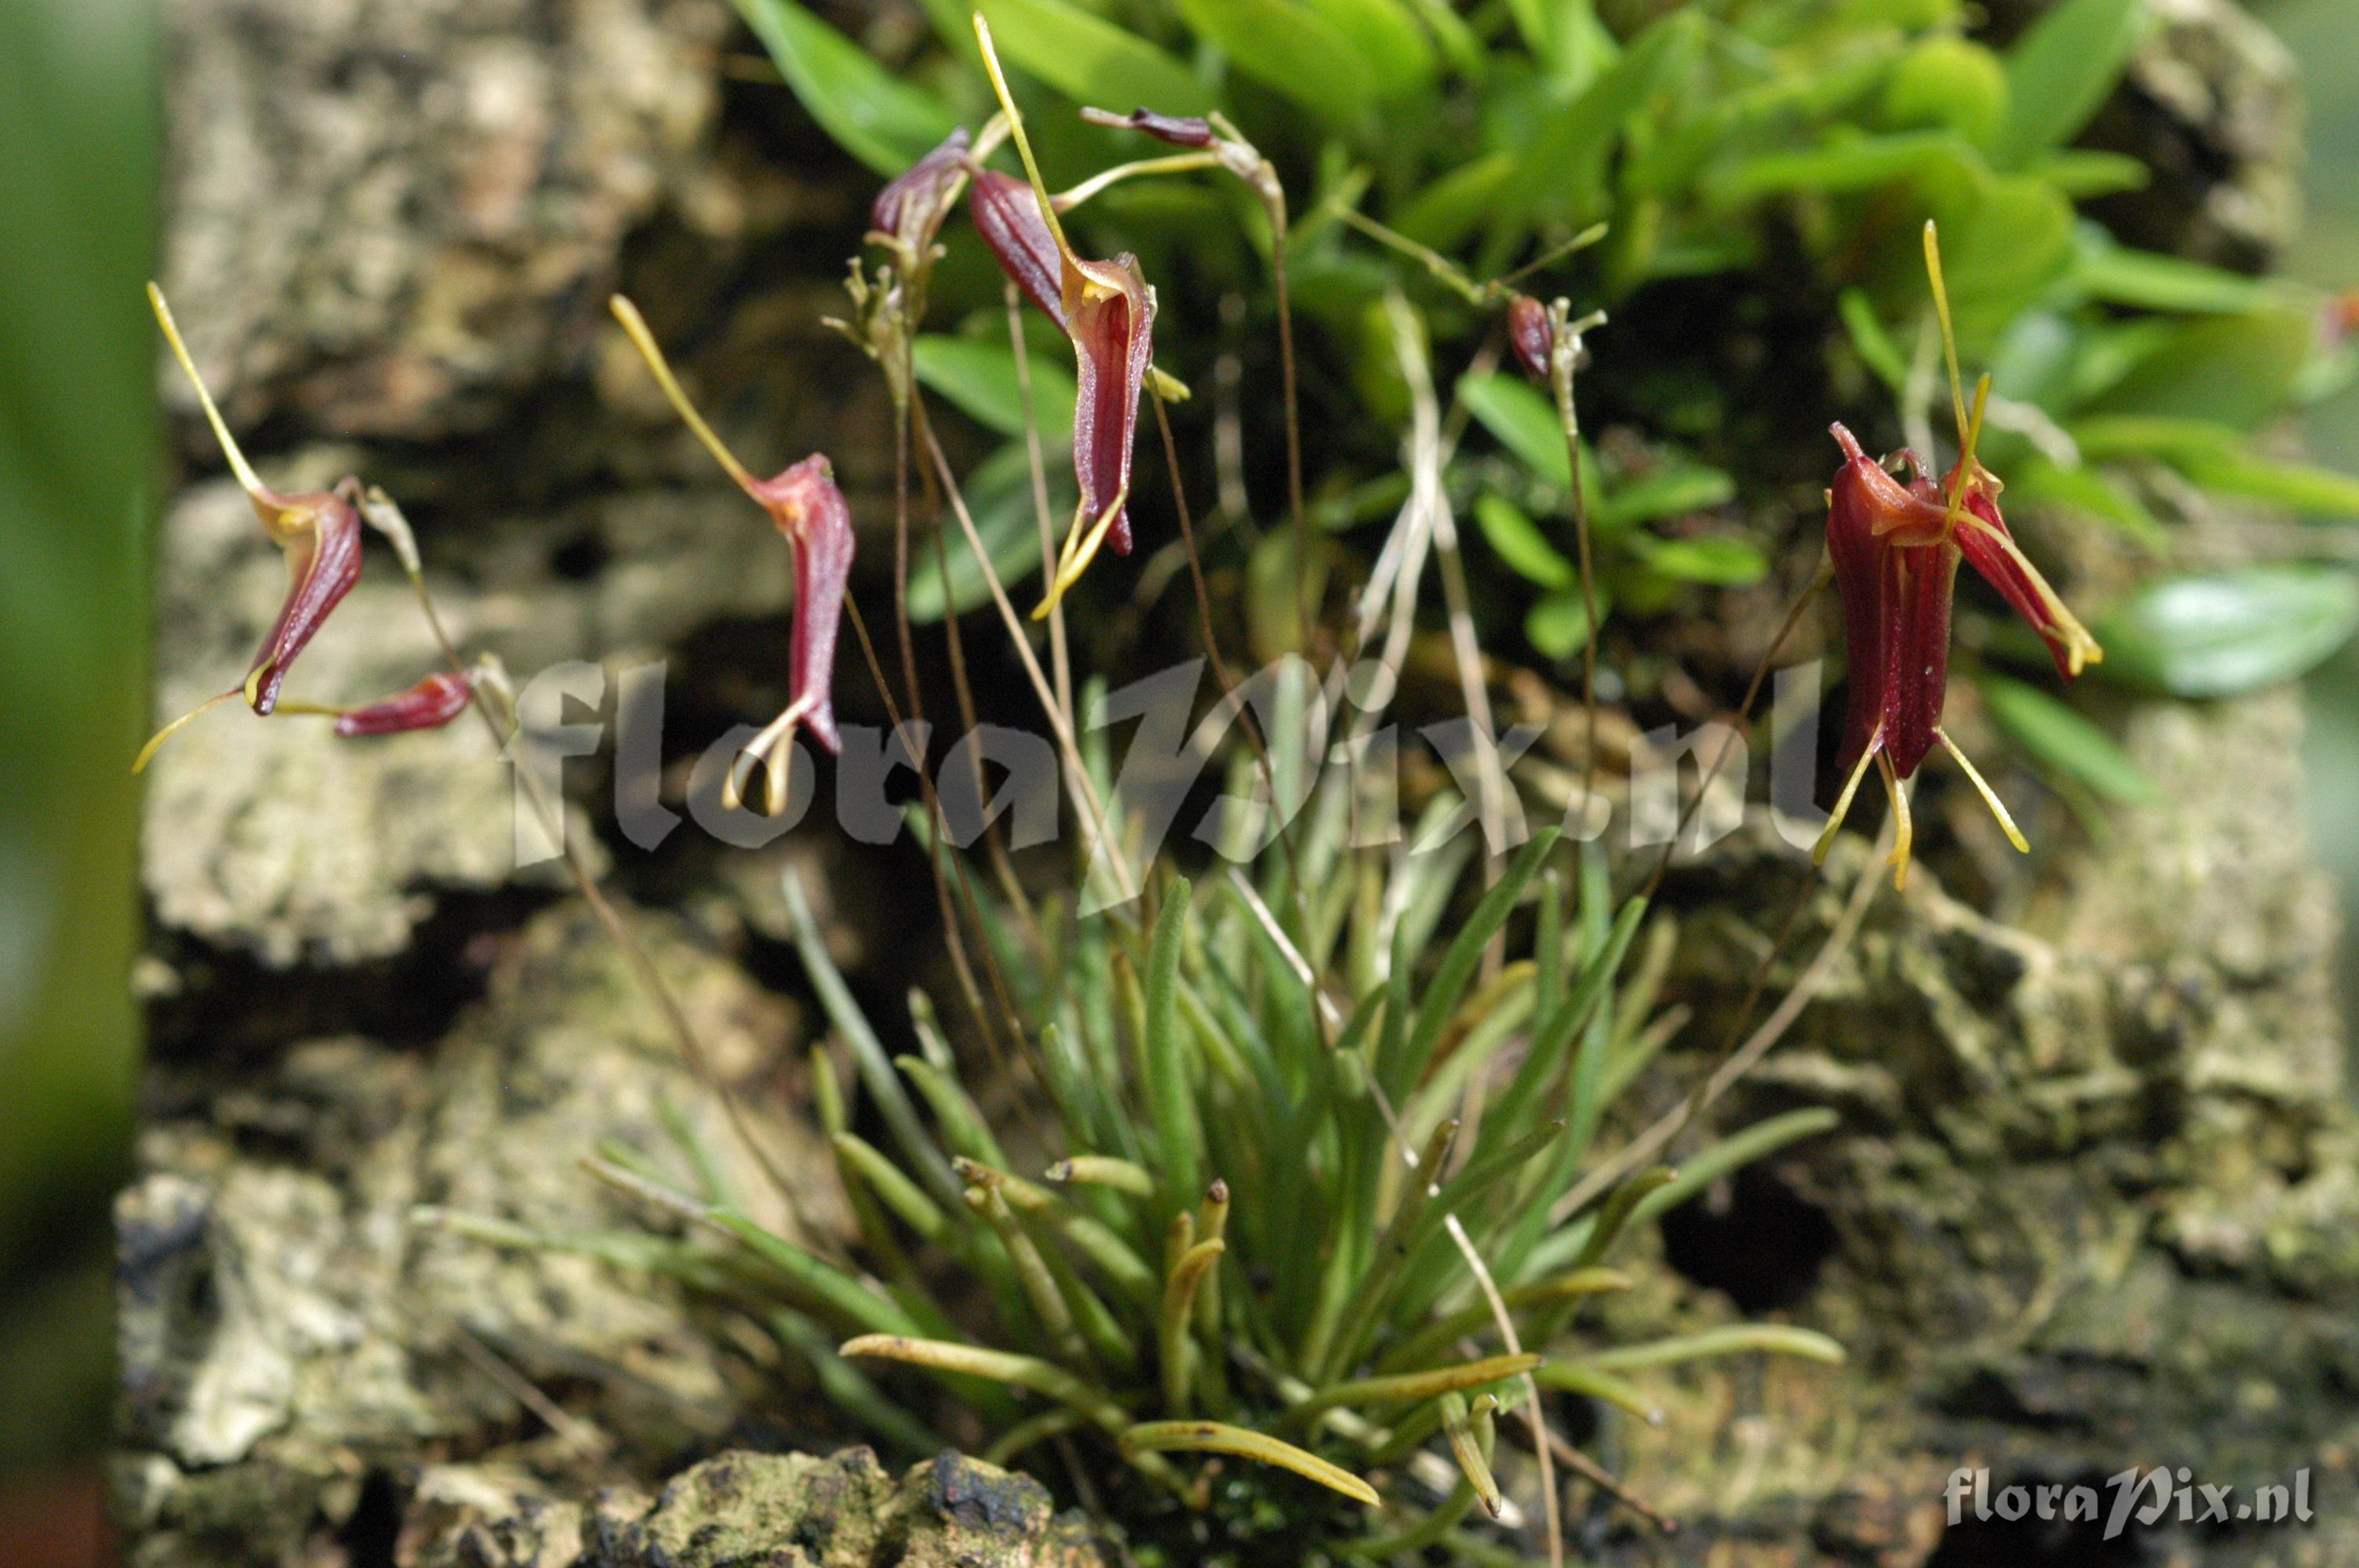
left=1121, top=1420, right=1381, bottom=1504
left=1301, top=0, right=1436, bottom=97
left=1507, top=9, right=1705, bottom=224
left=1976, top=672, right=2154, bottom=804
left=1578, top=1323, right=1846, bottom=1371
left=1143, top=877, right=1205, bottom=1207
left=2072, top=237, right=2277, bottom=316
left=1527, top=587, right=1608, bottom=660
left=1598, top=466, right=1738, bottom=531
left=1459, top=372, right=1575, bottom=487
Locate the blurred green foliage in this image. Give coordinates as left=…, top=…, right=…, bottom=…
left=0, top=0, right=155, bottom=1471
left=2265, top=0, right=2359, bottom=1043
left=747, top=0, right=2359, bottom=804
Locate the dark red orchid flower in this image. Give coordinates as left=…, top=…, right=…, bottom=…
left=969, top=18, right=1158, bottom=619
left=332, top=669, right=478, bottom=737
left=139, top=285, right=369, bottom=771
left=969, top=171, right=1155, bottom=572
left=609, top=296, right=853, bottom=815
left=1815, top=226, right=2103, bottom=887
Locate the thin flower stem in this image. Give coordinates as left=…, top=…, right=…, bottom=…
left=1387, top=293, right=1509, bottom=908
left=918, top=419, right=1139, bottom=905
left=1639, top=555, right=1835, bottom=905
left=1148, top=387, right=1317, bottom=949
left=907, top=387, right=1045, bottom=954
left=1052, top=151, right=1223, bottom=212
left=838, top=596, right=1038, bottom=1072
left=1554, top=811, right=1888, bottom=1225
left=1336, top=209, right=1488, bottom=307
left=1005, top=284, right=1074, bottom=726
left=355, top=488, right=820, bottom=1241
left=1273, top=216, right=1310, bottom=652
left=1546, top=307, right=1607, bottom=819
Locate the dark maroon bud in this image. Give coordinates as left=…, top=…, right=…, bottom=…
left=1080, top=106, right=1216, bottom=148
left=871, top=127, right=971, bottom=252
left=1508, top=294, right=1554, bottom=384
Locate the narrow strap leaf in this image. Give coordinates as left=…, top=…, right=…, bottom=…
left=1392, top=828, right=1561, bottom=1094
left=1160, top=1238, right=1227, bottom=1414
left=1143, top=877, right=1204, bottom=1205
left=1532, top=1359, right=1664, bottom=1424
left=784, top=870, right=958, bottom=1205
left=1578, top=1324, right=1845, bottom=1372
left=1287, top=1352, right=1540, bottom=1430
left=1120, top=1420, right=1379, bottom=1505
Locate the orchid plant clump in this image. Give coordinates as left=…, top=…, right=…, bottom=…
left=416, top=38, right=1860, bottom=1560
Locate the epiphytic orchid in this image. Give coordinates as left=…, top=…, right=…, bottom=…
left=1815, top=223, right=2104, bottom=888
left=609, top=296, right=854, bottom=816
left=967, top=16, right=1155, bottom=619
left=139, top=286, right=369, bottom=770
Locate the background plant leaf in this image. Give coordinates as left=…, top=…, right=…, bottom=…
left=733, top=0, right=961, bottom=176
left=2090, top=567, right=2359, bottom=697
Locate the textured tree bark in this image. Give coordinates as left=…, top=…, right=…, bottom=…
left=121, top=1, right=2353, bottom=1564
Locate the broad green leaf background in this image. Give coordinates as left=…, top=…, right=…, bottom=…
left=0, top=0, right=152, bottom=1485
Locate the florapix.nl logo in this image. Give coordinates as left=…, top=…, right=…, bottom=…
left=495, top=651, right=1841, bottom=909
left=1946, top=1465, right=2314, bottom=1541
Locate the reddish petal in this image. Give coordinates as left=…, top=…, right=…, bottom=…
left=1067, top=255, right=1154, bottom=556
left=1826, top=427, right=1896, bottom=772
left=1954, top=489, right=2076, bottom=679
left=872, top=127, right=971, bottom=251
left=1079, top=106, right=1216, bottom=147
left=1826, top=424, right=1956, bottom=779
left=970, top=170, right=1067, bottom=331
left=334, top=670, right=475, bottom=736
left=750, top=456, right=855, bottom=753
left=1879, top=533, right=1957, bottom=779
left=248, top=488, right=365, bottom=714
